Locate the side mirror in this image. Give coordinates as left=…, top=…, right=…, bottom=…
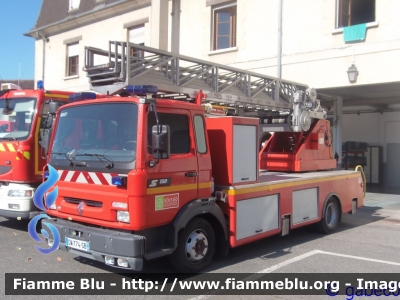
left=44, top=116, right=53, bottom=129
left=152, top=125, right=170, bottom=159
left=2, top=100, right=16, bottom=115
left=40, top=129, right=51, bottom=156
left=49, top=102, right=63, bottom=114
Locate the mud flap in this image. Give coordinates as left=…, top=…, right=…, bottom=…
left=281, top=215, right=290, bottom=236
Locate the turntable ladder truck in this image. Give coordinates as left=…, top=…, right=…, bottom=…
left=40, top=41, right=365, bottom=272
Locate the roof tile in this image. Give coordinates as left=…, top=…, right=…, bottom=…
left=30, top=0, right=122, bottom=31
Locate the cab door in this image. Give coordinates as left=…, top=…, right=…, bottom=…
left=145, top=109, right=198, bottom=227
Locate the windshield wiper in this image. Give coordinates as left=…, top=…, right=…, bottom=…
left=0, top=137, right=16, bottom=141
left=75, top=153, right=114, bottom=169
left=50, top=151, right=87, bottom=167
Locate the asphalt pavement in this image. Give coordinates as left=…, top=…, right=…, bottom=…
left=1, top=187, right=400, bottom=300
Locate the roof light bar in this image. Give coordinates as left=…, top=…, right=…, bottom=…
left=69, top=92, right=97, bottom=102
left=126, top=85, right=158, bottom=95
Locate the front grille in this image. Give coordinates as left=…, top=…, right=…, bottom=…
left=64, top=197, right=103, bottom=208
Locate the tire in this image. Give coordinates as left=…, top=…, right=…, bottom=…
left=169, top=217, right=215, bottom=273
left=317, top=198, right=340, bottom=234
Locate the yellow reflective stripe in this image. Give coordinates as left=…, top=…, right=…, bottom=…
left=226, top=173, right=361, bottom=196
left=147, top=183, right=197, bottom=195
left=44, top=93, right=69, bottom=99
left=16, top=151, right=30, bottom=161
left=6, top=143, right=15, bottom=152
left=0, top=144, right=6, bottom=151
left=199, top=182, right=212, bottom=189
left=23, top=151, right=30, bottom=160
left=146, top=181, right=212, bottom=195
left=35, top=118, right=41, bottom=174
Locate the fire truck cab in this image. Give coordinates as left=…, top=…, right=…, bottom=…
left=0, top=84, right=73, bottom=219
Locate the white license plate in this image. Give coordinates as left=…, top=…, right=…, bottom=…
left=65, top=237, right=90, bottom=252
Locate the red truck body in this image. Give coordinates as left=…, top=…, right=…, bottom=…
left=0, top=88, right=73, bottom=219
left=42, top=89, right=364, bottom=272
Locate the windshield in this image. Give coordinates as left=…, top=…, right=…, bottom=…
left=50, top=103, right=138, bottom=164
left=0, top=97, right=36, bottom=140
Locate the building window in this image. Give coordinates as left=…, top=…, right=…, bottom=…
left=69, top=0, right=81, bottom=10
left=128, top=25, right=145, bottom=58
left=337, top=0, right=375, bottom=28
left=212, top=2, right=236, bottom=50
left=67, top=43, right=79, bottom=76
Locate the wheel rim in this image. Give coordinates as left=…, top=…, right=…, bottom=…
left=185, top=229, right=208, bottom=262
left=326, top=202, right=338, bottom=228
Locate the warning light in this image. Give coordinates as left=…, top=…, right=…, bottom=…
left=126, top=85, right=158, bottom=95
left=37, top=80, right=44, bottom=90
left=112, top=176, right=127, bottom=187
left=69, top=92, right=97, bottom=102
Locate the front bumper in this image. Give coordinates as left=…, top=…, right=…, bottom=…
left=0, top=209, right=40, bottom=219
left=42, top=218, right=145, bottom=271
left=0, top=183, right=37, bottom=219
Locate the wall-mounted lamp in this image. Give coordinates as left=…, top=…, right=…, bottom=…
left=347, top=64, right=358, bottom=83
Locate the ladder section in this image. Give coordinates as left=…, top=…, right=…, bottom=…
left=83, top=41, right=308, bottom=111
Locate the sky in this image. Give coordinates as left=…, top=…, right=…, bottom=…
left=0, top=0, right=43, bottom=80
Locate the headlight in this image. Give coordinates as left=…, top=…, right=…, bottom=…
left=117, top=211, right=130, bottom=223
left=8, top=190, right=33, bottom=197
left=112, top=202, right=128, bottom=209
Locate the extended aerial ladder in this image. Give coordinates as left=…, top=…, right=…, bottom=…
left=83, top=41, right=335, bottom=171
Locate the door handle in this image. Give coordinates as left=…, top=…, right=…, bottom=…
left=185, top=172, right=198, bottom=177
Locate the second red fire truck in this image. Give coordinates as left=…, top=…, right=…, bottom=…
left=0, top=83, right=73, bottom=219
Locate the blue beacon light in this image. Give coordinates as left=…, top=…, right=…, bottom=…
left=112, top=176, right=127, bottom=187
left=37, top=80, right=44, bottom=90
left=126, top=85, right=158, bottom=95
left=69, top=92, right=97, bottom=102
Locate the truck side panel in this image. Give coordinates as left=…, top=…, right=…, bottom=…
left=219, top=171, right=363, bottom=247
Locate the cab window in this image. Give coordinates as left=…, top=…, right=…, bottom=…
left=148, top=112, right=190, bottom=154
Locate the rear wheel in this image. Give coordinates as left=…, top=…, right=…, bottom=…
left=169, top=217, right=215, bottom=273
left=317, top=198, right=340, bottom=234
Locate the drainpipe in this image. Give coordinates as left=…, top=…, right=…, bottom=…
left=37, top=31, right=48, bottom=83
left=171, top=0, right=181, bottom=54
left=276, top=0, right=282, bottom=101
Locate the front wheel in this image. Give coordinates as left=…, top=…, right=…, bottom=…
left=317, top=197, right=340, bottom=234
left=169, top=217, right=215, bottom=273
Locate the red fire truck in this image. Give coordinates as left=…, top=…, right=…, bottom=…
left=39, top=43, right=364, bottom=272
left=0, top=83, right=73, bottom=219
